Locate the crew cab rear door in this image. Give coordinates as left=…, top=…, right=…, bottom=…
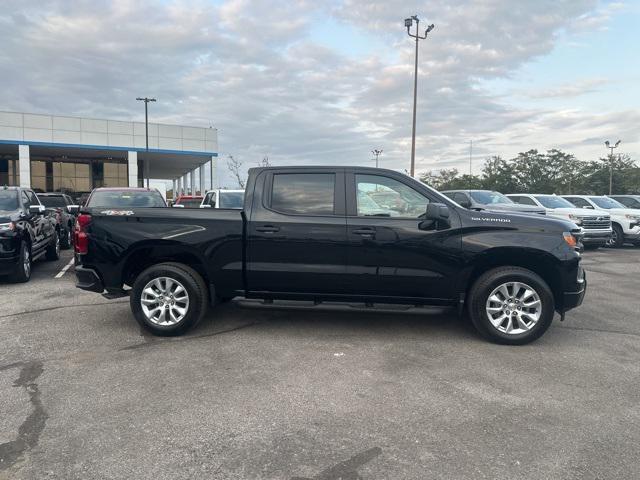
left=344, top=170, right=462, bottom=301
left=246, top=168, right=348, bottom=295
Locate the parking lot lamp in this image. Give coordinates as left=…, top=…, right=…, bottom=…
left=405, top=15, right=434, bottom=177
left=604, top=140, right=621, bottom=195
left=372, top=149, right=383, bottom=168
left=136, top=97, right=156, bottom=187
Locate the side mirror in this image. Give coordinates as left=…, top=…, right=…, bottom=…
left=29, top=205, right=45, bottom=215
left=419, top=203, right=450, bottom=230
left=67, top=205, right=80, bottom=215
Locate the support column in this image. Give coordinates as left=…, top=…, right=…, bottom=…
left=210, top=156, right=218, bottom=190
left=18, top=145, right=30, bottom=188
left=177, top=177, right=182, bottom=195
left=190, top=170, right=196, bottom=196
left=172, top=180, right=177, bottom=200
left=199, top=164, right=205, bottom=194
left=127, top=151, right=138, bottom=187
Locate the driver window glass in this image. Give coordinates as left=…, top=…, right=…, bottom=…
left=22, top=191, right=31, bottom=208
left=518, top=196, right=537, bottom=206
left=27, top=191, right=40, bottom=206
left=567, top=197, right=588, bottom=208
left=453, top=193, right=468, bottom=205
left=355, top=174, right=429, bottom=218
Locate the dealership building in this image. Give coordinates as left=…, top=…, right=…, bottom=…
left=0, top=111, right=218, bottom=198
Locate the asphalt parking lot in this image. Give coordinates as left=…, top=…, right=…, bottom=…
left=1, top=248, right=639, bottom=480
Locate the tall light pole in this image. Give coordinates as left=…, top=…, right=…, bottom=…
left=372, top=149, right=383, bottom=168
left=136, top=97, right=156, bottom=187
left=604, top=139, right=621, bottom=195
left=405, top=15, right=434, bottom=177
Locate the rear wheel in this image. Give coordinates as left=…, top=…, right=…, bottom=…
left=130, top=263, right=209, bottom=336
left=45, top=231, right=60, bottom=260
left=11, top=241, right=32, bottom=283
left=607, top=224, right=624, bottom=248
left=60, top=227, right=72, bottom=249
left=468, top=267, right=555, bottom=345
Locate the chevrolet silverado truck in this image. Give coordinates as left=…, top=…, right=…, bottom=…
left=74, top=166, right=586, bottom=345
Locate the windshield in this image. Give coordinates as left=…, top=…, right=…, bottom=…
left=218, top=191, right=244, bottom=209
left=176, top=198, right=202, bottom=208
left=88, top=190, right=166, bottom=208
left=469, top=191, right=513, bottom=205
left=39, top=196, right=67, bottom=208
left=534, top=196, right=575, bottom=209
left=589, top=197, right=625, bottom=209
left=0, top=191, right=19, bottom=211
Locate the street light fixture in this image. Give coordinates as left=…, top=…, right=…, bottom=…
left=136, top=96, right=156, bottom=187
left=604, top=139, right=621, bottom=195
left=372, top=149, right=383, bottom=168
left=405, top=15, right=435, bottom=177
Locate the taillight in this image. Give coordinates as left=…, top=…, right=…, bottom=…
left=74, top=214, right=92, bottom=255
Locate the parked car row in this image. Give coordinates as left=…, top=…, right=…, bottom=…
left=442, top=189, right=640, bottom=249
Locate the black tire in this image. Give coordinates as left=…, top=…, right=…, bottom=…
left=60, top=227, right=72, bottom=249
left=607, top=224, right=624, bottom=248
left=11, top=241, right=32, bottom=283
left=130, top=263, right=209, bottom=336
left=45, top=231, right=60, bottom=261
left=468, top=267, right=555, bottom=345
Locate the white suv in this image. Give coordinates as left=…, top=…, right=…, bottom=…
left=507, top=194, right=612, bottom=248
left=562, top=195, right=640, bottom=248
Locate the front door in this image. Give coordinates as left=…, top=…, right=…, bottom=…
left=344, top=171, right=462, bottom=302
left=247, top=169, right=348, bottom=295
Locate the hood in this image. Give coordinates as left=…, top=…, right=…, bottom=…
left=483, top=203, right=546, bottom=215
left=460, top=207, right=576, bottom=232
left=546, top=207, right=609, bottom=217
left=0, top=209, right=20, bottom=224
left=602, top=208, right=640, bottom=216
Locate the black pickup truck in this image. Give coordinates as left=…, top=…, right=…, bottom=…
left=0, top=186, right=60, bottom=282
left=75, top=166, right=586, bottom=345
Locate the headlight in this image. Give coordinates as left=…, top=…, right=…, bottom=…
left=624, top=214, right=640, bottom=220
left=568, top=214, right=583, bottom=225
left=0, top=222, right=15, bottom=231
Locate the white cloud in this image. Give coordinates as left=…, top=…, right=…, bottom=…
left=0, top=0, right=637, bottom=187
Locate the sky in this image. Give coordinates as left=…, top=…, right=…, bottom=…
left=1, top=0, right=638, bottom=188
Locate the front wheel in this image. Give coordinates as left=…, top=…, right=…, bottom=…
left=607, top=224, right=624, bottom=248
left=468, top=267, right=555, bottom=345
left=130, top=263, right=209, bottom=336
left=11, top=241, right=32, bottom=283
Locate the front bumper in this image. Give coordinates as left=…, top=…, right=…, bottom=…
left=623, top=231, right=640, bottom=241
left=561, top=269, right=587, bottom=312
left=75, top=265, right=105, bottom=293
left=581, top=229, right=612, bottom=245
left=0, top=255, right=19, bottom=275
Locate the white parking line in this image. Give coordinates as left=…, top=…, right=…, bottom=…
left=54, top=258, right=75, bottom=279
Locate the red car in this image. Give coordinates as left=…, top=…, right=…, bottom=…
left=172, top=195, right=203, bottom=208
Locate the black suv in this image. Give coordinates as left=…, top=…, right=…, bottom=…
left=0, top=186, right=60, bottom=282
left=37, top=192, right=77, bottom=249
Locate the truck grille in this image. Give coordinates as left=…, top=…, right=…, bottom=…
left=582, top=216, right=611, bottom=229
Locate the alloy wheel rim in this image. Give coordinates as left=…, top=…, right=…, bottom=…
left=608, top=230, right=618, bottom=246
left=140, top=277, right=190, bottom=326
left=485, top=281, right=542, bottom=335
left=56, top=234, right=60, bottom=255
left=23, top=248, right=30, bottom=277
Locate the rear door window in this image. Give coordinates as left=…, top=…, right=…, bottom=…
left=271, top=173, right=335, bottom=215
